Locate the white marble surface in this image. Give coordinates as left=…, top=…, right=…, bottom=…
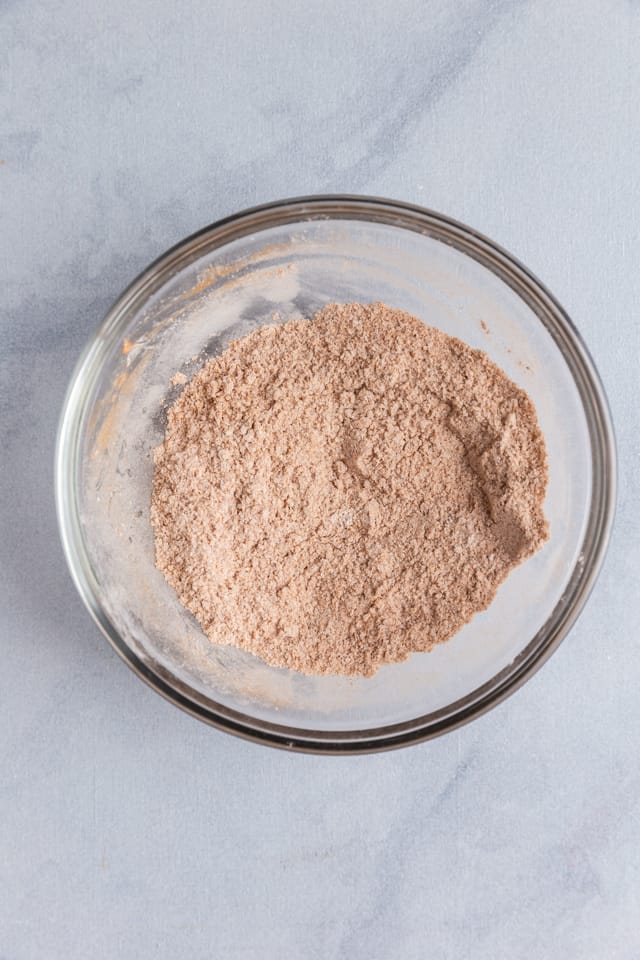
left=1, top=1, right=639, bottom=956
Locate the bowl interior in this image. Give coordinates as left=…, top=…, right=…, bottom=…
left=60, top=208, right=600, bottom=742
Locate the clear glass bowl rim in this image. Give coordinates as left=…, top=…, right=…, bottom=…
left=55, top=194, right=617, bottom=754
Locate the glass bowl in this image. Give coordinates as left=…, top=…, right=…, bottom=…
left=55, top=196, right=616, bottom=753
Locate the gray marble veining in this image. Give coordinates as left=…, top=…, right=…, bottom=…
left=1, top=0, right=639, bottom=957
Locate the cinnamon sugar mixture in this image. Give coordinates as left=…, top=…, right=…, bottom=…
left=151, top=302, right=548, bottom=676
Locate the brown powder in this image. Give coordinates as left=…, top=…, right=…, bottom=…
left=151, top=302, right=548, bottom=677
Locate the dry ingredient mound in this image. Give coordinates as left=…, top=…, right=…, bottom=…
left=151, top=302, right=548, bottom=677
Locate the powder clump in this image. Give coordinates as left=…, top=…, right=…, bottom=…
left=151, top=302, right=548, bottom=676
